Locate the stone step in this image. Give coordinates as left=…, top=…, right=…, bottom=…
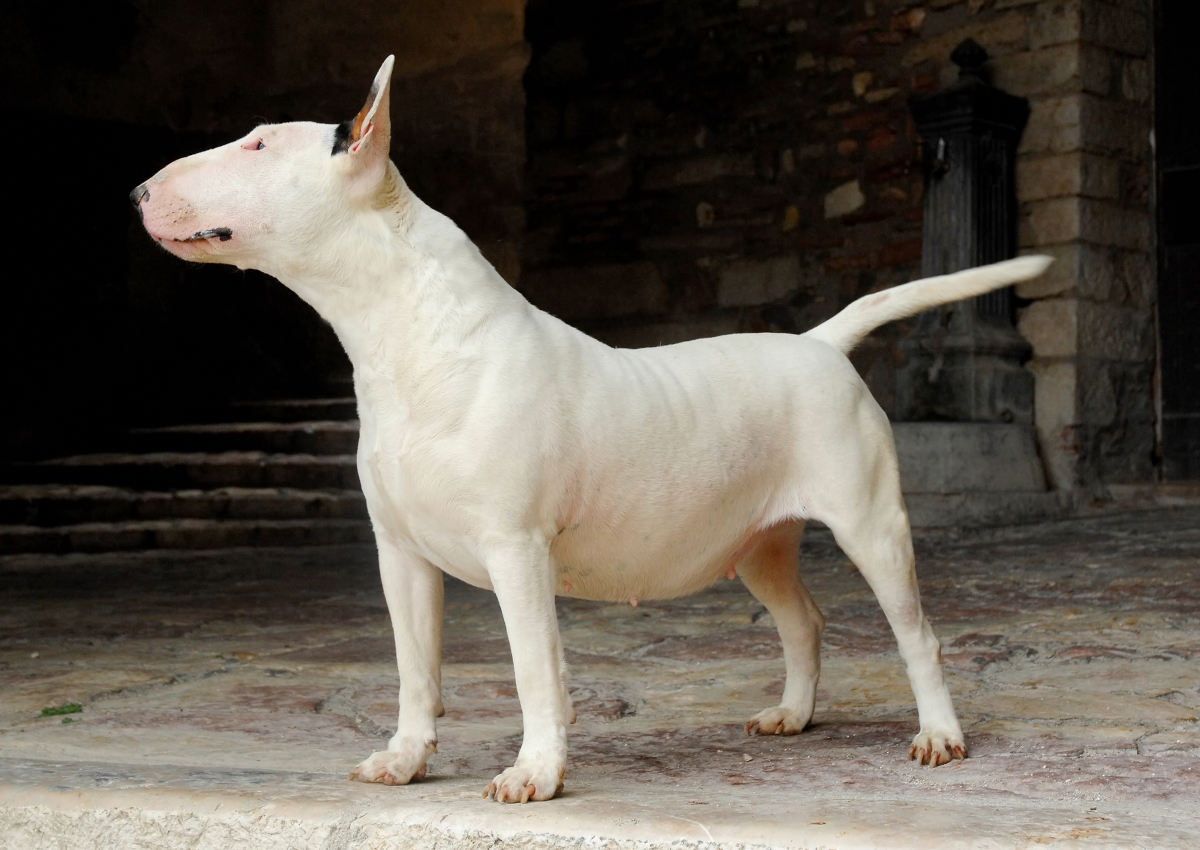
left=905, top=491, right=1068, bottom=529
left=5, top=452, right=360, bottom=490
left=227, top=397, right=358, bottom=423
left=123, top=421, right=359, bottom=455
left=0, top=485, right=367, bottom=527
left=0, top=517, right=373, bottom=555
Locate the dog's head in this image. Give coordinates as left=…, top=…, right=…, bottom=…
left=132, top=56, right=396, bottom=277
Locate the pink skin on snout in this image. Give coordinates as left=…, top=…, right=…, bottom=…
left=137, top=138, right=255, bottom=262
left=135, top=123, right=331, bottom=267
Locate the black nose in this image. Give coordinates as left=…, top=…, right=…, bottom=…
left=129, top=184, right=149, bottom=208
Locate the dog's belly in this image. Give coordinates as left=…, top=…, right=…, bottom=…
left=547, top=492, right=774, bottom=602
left=550, top=535, right=732, bottom=602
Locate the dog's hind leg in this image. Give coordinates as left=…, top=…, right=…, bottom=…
left=817, top=415, right=966, bottom=766
left=740, top=520, right=825, bottom=736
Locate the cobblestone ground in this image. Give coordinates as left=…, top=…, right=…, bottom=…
left=2, top=508, right=1198, bottom=848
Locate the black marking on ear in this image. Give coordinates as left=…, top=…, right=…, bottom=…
left=332, top=80, right=380, bottom=155
left=332, top=121, right=352, bottom=155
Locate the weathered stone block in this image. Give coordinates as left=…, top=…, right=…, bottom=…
left=1080, top=44, right=1114, bottom=95
left=992, top=44, right=1081, bottom=96
left=1017, top=152, right=1120, bottom=202
left=1018, top=298, right=1078, bottom=359
left=1030, top=0, right=1083, bottom=49
left=1021, top=197, right=1151, bottom=250
left=1079, top=153, right=1122, bottom=199
left=1023, top=197, right=1081, bottom=246
left=1121, top=58, right=1151, bottom=103
left=824, top=179, right=865, bottom=218
left=1078, top=359, right=1156, bottom=483
left=1116, top=249, right=1154, bottom=305
left=1083, top=1, right=1150, bottom=56
left=1019, top=95, right=1082, bottom=155
left=1080, top=95, right=1151, bottom=159
left=717, top=255, right=801, bottom=307
left=1079, top=199, right=1152, bottom=251
left=1077, top=302, right=1155, bottom=362
left=1020, top=298, right=1153, bottom=363
left=1027, top=358, right=1081, bottom=491
left=520, top=262, right=669, bottom=321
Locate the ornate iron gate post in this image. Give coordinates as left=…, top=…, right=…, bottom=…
left=896, top=39, right=1033, bottom=424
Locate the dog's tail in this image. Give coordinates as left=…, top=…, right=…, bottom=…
left=804, top=255, right=1052, bottom=355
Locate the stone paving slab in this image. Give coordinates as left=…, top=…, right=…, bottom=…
left=2, top=509, right=1200, bottom=848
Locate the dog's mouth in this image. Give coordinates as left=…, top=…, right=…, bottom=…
left=177, top=228, right=233, bottom=243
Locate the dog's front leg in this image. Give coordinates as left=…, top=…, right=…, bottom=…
left=483, top=541, right=568, bottom=803
left=350, top=535, right=444, bottom=785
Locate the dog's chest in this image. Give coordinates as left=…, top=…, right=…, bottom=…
left=355, top=400, right=493, bottom=588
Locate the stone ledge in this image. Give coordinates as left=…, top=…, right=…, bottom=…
left=893, top=422, right=1047, bottom=495
left=2, top=759, right=1194, bottom=850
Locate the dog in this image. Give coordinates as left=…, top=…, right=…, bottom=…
left=132, top=56, right=1051, bottom=803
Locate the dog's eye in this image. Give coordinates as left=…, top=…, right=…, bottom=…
left=242, top=138, right=266, bottom=151
left=255, top=140, right=265, bottom=150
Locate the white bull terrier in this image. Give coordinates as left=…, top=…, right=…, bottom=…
left=134, top=56, right=1050, bottom=803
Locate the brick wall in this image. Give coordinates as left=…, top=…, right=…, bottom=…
left=523, top=0, right=1157, bottom=492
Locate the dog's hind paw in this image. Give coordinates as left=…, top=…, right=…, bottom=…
left=349, top=739, right=435, bottom=785
left=909, top=730, right=967, bottom=766
left=745, top=705, right=810, bottom=736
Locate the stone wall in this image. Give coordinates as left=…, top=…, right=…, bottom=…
left=1009, top=0, right=1156, bottom=490
left=523, top=0, right=1157, bottom=492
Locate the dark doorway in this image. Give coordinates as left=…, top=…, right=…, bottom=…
left=1156, top=0, right=1200, bottom=479
left=0, top=111, right=349, bottom=462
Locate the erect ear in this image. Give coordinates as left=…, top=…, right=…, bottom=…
left=336, top=55, right=394, bottom=179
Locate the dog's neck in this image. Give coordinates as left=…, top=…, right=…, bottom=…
left=270, top=162, right=530, bottom=399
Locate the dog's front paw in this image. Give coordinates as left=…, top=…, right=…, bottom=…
left=909, top=729, right=967, bottom=766
left=745, top=705, right=810, bottom=736
left=349, top=738, right=436, bottom=785
left=483, top=757, right=565, bottom=803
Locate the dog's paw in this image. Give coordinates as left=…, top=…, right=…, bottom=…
left=349, top=739, right=435, bottom=785
left=745, top=705, right=810, bottom=736
left=482, top=758, right=565, bottom=803
left=909, top=729, right=967, bottom=766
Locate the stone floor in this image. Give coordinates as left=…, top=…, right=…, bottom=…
left=2, top=508, right=1199, bottom=849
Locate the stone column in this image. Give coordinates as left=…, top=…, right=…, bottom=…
left=896, top=39, right=1033, bottom=425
